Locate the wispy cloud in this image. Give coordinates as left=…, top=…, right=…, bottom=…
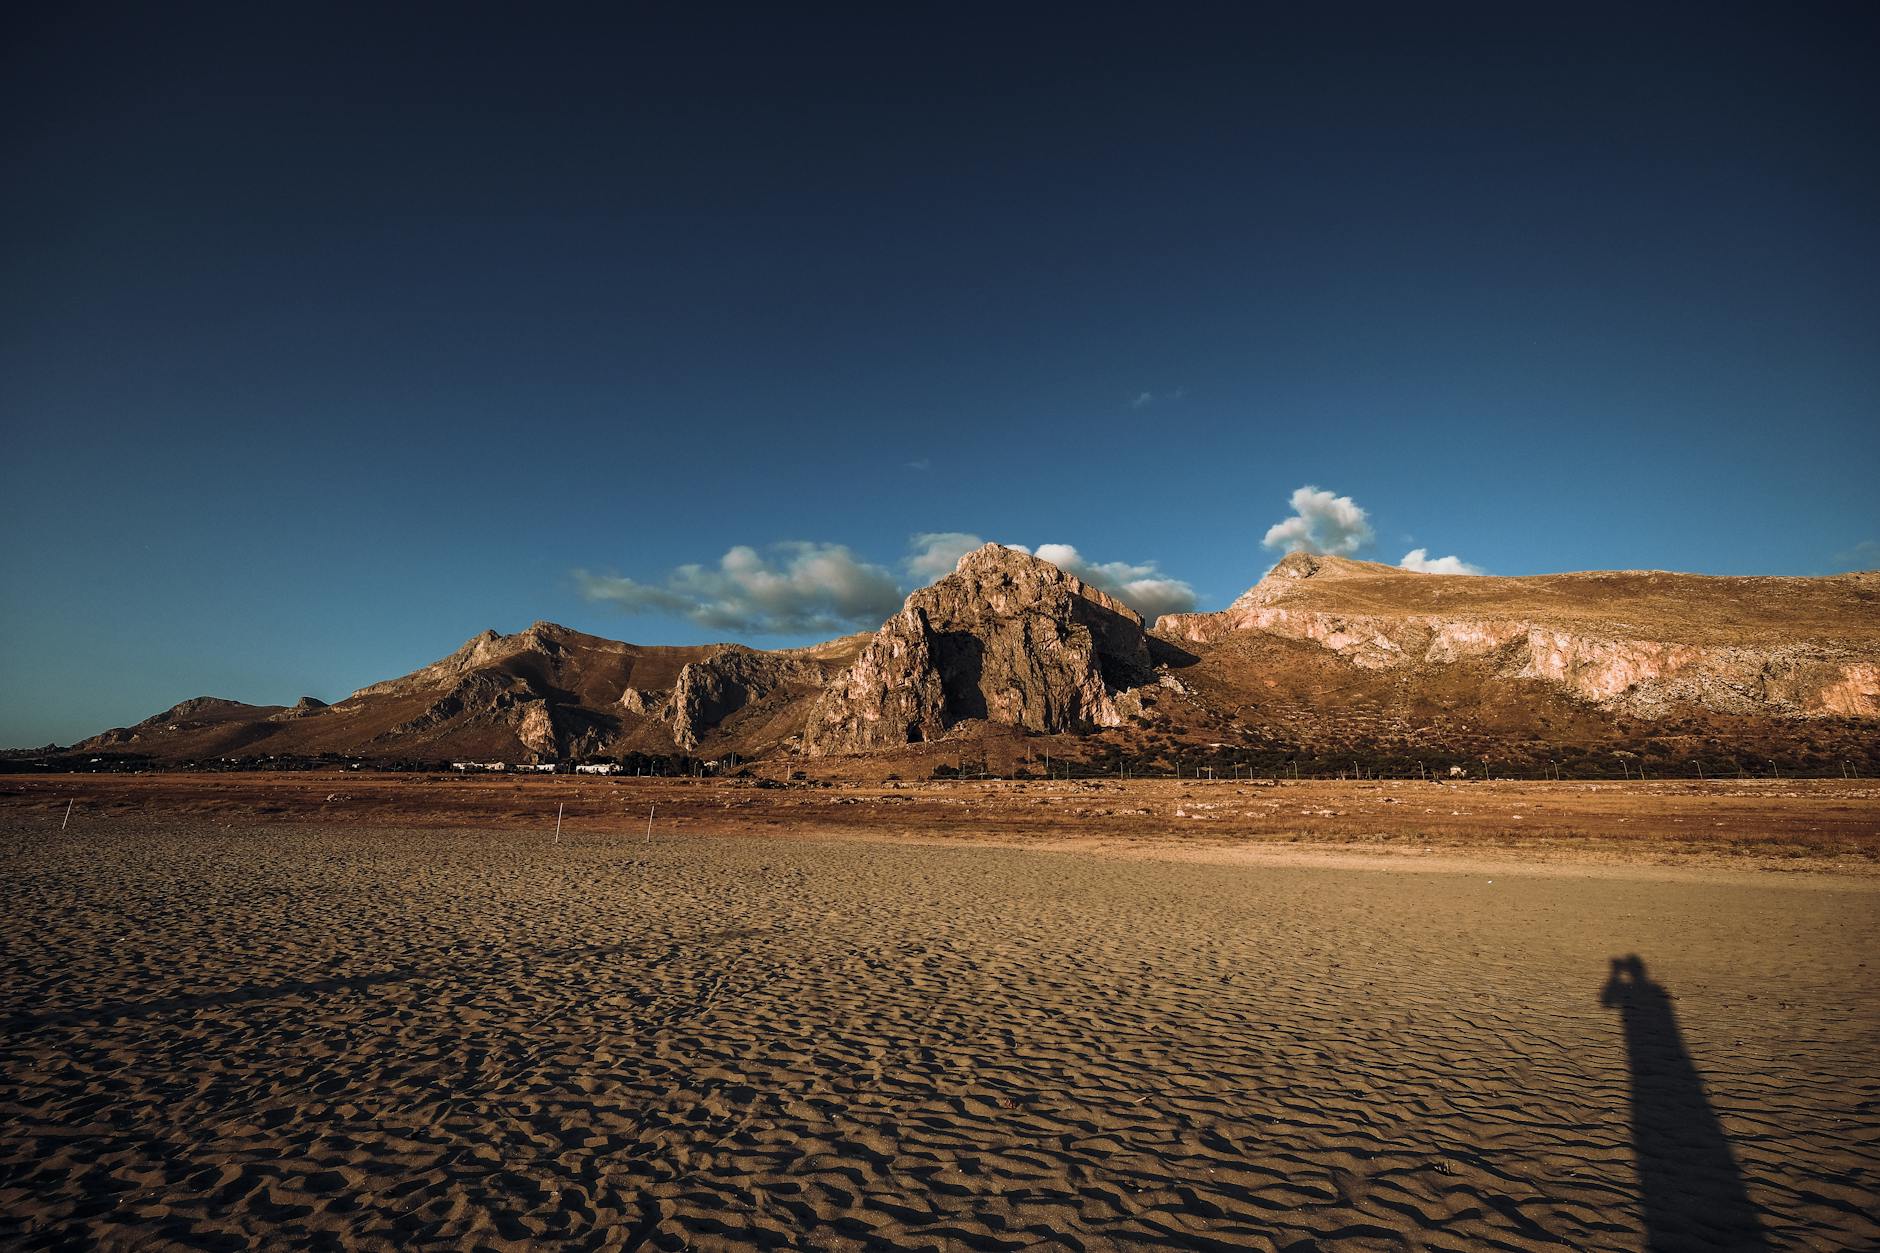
left=1130, top=387, right=1185, bottom=409
left=1398, top=547, right=1484, bottom=575
left=1021, top=543, right=1198, bottom=618
left=906, top=532, right=986, bottom=582
left=905, top=457, right=932, bottom=472
left=578, top=531, right=1201, bottom=637
left=575, top=542, right=904, bottom=635
left=1261, top=485, right=1375, bottom=556
left=1832, top=539, right=1880, bottom=571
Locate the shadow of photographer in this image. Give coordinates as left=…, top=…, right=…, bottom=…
left=1601, top=954, right=1767, bottom=1251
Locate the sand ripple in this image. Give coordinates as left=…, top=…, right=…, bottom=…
left=1, top=819, right=1874, bottom=1250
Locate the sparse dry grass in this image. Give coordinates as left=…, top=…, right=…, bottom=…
left=5, top=772, right=1876, bottom=876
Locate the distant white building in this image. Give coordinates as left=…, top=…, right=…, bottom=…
left=575, top=763, right=621, bottom=775
left=518, top=763, right=557, bottom=773
left=452, top=761, right=508, bottom=773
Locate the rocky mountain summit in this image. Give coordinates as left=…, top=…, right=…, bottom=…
left=804, top=544, right=1168, bottom=755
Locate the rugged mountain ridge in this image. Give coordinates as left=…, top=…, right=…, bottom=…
left=82, top=696, right=289, bottom=748
left=74, top=624, right=861, bottom=763
left=1158, top=553, right=1880, bottom=718
left=54, top=548, right=1879, bottom=771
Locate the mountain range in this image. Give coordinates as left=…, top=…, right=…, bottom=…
left=40, top=544, right=1880, bottom=777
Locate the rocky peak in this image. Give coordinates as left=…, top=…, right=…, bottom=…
left=347, top=622, right=602, bottom=701
left=803, top=543, right=1157, bottom=754
left=272, top=695, right=329, bottom=721
left=1227, top=552, right=1407, bottom=610
left=155, top=696, right=254, bottom=723
left=1267, top=551, right=1329, bottom=581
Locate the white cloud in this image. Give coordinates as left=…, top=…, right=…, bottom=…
left=575, top=542, right=904, bottom=635
left=1398, top=548, right=1484, bottom=575
left=578, top=531, right=1202, bottom=637
left=1130, top=387, right=1185, bottom=409
left=1029, top=543, right=1199, bottom=619
left=1261, top=485, right=1375, bottom=556
left=908, top=534, right=1198, bottom=620
left=906, top=532, right=987, bottom=583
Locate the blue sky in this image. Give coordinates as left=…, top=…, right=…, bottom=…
left=3, top=4, right=1877, bottom=745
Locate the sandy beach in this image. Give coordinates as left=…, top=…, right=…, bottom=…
left=2, top=784, right=1875, bottom=1250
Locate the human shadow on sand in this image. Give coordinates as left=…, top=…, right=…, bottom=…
left=1601, top=954, right=1768, bottom=1252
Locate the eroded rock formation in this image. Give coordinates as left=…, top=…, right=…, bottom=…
left=272, top=696, right=328, bottom=720
left=804, top=544, right=1157, bottom=754
left=664, top=647, right=824, bottom=751
left=618, top=687, right=666, bottom=716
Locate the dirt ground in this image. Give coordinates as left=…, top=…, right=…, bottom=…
left=0, top=777, right=1875, bottom=1249
left=4, top=772, right=1877, bottom=875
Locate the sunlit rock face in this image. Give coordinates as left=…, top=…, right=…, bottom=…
left=618, top=687, right=666, bottom=716
left=1155, top=553, right=1880, bottom=718
left=663, top=647, right=822, bottom=752
left=804, top=544, right=1158, bottom=754
left=516, top=700, right=559, bottom=756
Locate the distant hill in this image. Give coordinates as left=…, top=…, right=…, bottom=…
left=45, top=547, right=1879, bottom=776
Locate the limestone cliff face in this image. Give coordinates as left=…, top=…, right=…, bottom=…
left=515, top=701, right=559, bottom=756
left=804, top=544, right=1157, bottom=754
left=663, top=646, right=824, bottom=751
left=801, top=608, right=949, bottom=754
left=1157, top=553, right=1880, bottom=718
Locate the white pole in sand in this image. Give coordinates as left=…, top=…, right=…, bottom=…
left=62, top=798, right=73, bottom=830
left=645, top=803, right=656, bottom=844
left=555, top=802, right=564, bottom=844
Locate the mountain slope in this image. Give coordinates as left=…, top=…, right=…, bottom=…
left=75, top=624, right=864, bottom=763
left=1158, top=553, right=1880, bottom=718
left=51, top=550, right=1879, bottom=774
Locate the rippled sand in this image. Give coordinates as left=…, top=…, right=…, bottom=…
left=2, top=819, right=1874, bottom=1250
